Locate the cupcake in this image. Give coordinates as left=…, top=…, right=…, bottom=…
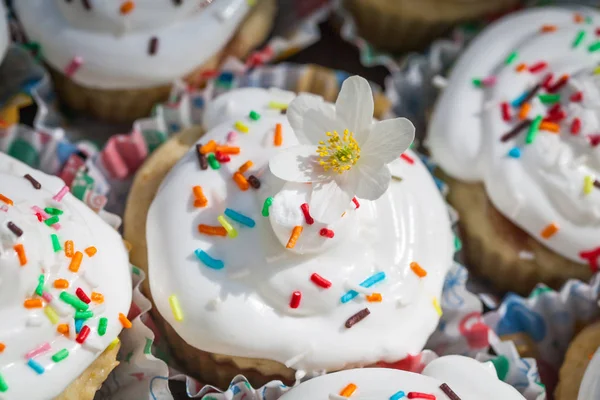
left=0, top=152, right=133, bottom=399
left=124, top=76, right=455, bottom=388
left=279, top=355, right=525, bottom=399
left=340, top=0, right=520, bottom=53
left=555, top=321, right=600, bottom=400
left=13, top=0, right=277, bottom=123
left=427, top=7, right=600, bottom=294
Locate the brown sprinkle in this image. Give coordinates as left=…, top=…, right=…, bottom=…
left=148, top=37, right=159, bottom=55
left=248, top=175, right=261, bottom=189
left=81, top=0, right=91, bottom=10
left=23, top=174, right=41, bottom=189
left=501, top=119, right=532, bottom=142
left=345, top=308, right=370, bottom=329
left=594, top=179, right=600, bottom=189
left=196, top=144, right=208, bottom=170
left=440, top=383, right=461, bottom=400
left=7, top=222, right=23, bottom=237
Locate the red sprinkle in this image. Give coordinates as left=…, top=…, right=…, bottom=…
left=35, top=213, right=43, bottom=222
left=75, top=288, right=91, bottom=304
left=570, top=91, right=583, bottom=102
left=580, top=247, right=600, bottom=273
left=352, top=197, right=360, bottom=209
left=589, top=134, right=600, bottom=147
left=501, top=102, right=511, bottom=121
left=76, top=325, right=91, bottom=344
left=407, top=393, right=435, bottom=399
left=400, top=153, right=415, bottom=164
left=310, top=273, right=332, bottom=289
left=542, top=73, right=554, bottom=89
left=529, top=61, right=547, bottom=73
left=289, top=291, right=301, bottom=309
left=300, top=203, right=314, bottom=225
left=571, top=118, right=582, bottom=135
left=548, top=74, right=569, bottom=93
left=215, top=151, right=230, bottom=163
left=596, top=27, right=600, bottom=36
left=319, top=228, right=335, bottom=238
left=545, top=109, right=566, bottom=122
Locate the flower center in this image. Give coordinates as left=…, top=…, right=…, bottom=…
left=317, top=129, right=361, bottom=174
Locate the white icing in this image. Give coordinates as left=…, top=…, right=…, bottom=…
left=147, top=89, right=454, bottom=373
left=13, top=0, right=253, bottom=89
left=279, top=355, right=525, bottom=400
left=427, top=7, right=600, bottom=264
left=579, top=348, right=600, bottom=400
left=0, top=1, right=8, bottom=63
left=0, top=153, right=132, bottom=399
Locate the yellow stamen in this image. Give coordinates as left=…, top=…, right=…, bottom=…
left=316, top=129, right=361, bottom=174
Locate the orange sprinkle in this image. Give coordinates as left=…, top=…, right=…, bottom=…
left=69, top=251, right=83, bottom=272
left=215, top=145, right=240, bottom=155
left=540, top=121, right=560, bottom=133
left=54, top=279, right=69, bottom=289
left=119, top=313, right=132, bottom=329
left=0, top=194, right=13, bottom=206
left=518, top=102, right=531, bottom=120
left=286, top=226, right=303, bottom=249
left=120, top=1, right=135, bottom=14
left=238, top=160, right=253, bottom=174
left=366, top=293, right=382, bottom=302
left=339, top=383, right=357, bottom=397
left=57, top=324, right=69, bottom=336
left=233, top=172, right=250, bottom=191
left=123, top=240, right=132, bottom=252
left=516, top=63, right=527, bottom=72
left=65, top=240, right=74, bottom=257
left=274, top=123, right=283, bottom=146
left=541, top=223, right=559, bottom=239
left=541, top=24, right=557, bottom=32
left=84, top=246, right=97, bottom=257
left=91, top=292, right=104, bottom=303
left=198, top=224, right=228, bottom=237
left=14, top=244, right=27, bottom=266
left=0, top=343, right=5, bottom=352
left=200, top=140, right=217, bottom=154
left=574, top=12, right=584, bottom=23
left=24, top=298, right=43, bottom=308
left=192, top=185, right=208, bottom=208
left=410, top=262, right=427, bottom=278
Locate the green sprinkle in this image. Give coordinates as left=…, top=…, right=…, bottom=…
left=51, top=349, right=69, bottom=363
left=0, top=373, right=7, bottom=392
left=472, top=78, right=482, bottom=87
left=504, top=51, right=518, bottom=65
left=59, top=291, right=89, bottom=311
left=261, top=197, right=273, bottom=217
left=207, top=154, right=220, bottom=170
left=74, top=310, right=94, bottom=319
left=491, top=355, right=509, bottom=381
left=44, top=215, right=60, bottom=226
left=131, top=266, right=141, bottom=276
left=44, top=207, right=63, bottom=216
left=125, top=351, right=134, bottom=363
left=538, top=94, right=560, bottom=104
left=589, top=41, right=600, bottom=52
left=526, top=115, right=543, bottom=144
left=35, top=274, right=45, bottom=296
left=51, top=234, right=61, bottom=252
left=98, top=317, right=108, bottom=336
left=573, top=30, right=586, bottom=48
left=249, top=110, right=261, bottom=121
left=454, top=236, right=462, bottom=252
left=144, top=337, right=153, bottom=354
left=530, top=286, right=553, bottom=298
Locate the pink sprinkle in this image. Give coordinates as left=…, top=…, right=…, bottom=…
left=0, top=205, right=7, bottom=212
left=31, top=206, right=60, bottom=230
left=25, top=342, right=51, bottom=359
left=53, top=186, right=69, bottom=202
left=42, top=292, right=53, bottom=303
left=226, top=131, right=237, bottom=143
left=482, top=76, right=496, bottom=86
left=529, top=61, right=547, bottom=73
left=400, top=153, right=415, bottom=164
left=63, top=56, right=83, bottom=78
left=570, top=91, right=583, bottom=102
left=501, top=102, right=511, bottom=122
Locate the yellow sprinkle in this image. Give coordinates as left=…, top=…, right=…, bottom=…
left=594, top=66, right=600, bottom=75
left=268, top=101, right=288, bottom=110
left=217, top=215, right=238, bottom=238
left=584, top=176, right=594, bottom=195
left=44, top=306, right=59, bottom=324
left=107, top=338, right=120, bottom=351
left=234, top=121, right=249, bottom=133
left=169, top=295, right=184, bottom=321
left=433, top=297, right=443, bottom=317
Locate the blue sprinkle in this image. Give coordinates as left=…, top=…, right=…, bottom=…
left=27, top=359, right=45, bottom=375
left=511, top=91, right=529, bottom=107
left=389, top=390, right=405, bottom=400
left=218, top=71, right=234, bottom=83
left=75, top=318, right=84, bottom=334
left=169, top=123, right=180, bottom=133
left=508, top=147, right=521, bottom=158
left=192, top=97, right=204, bottom=108
left=224, top=208, right=256, bottom=228
left=340, top=271, right=386, bottom=303
left=231, top=385, right=241, bottom=395
left=194, top=249, right=224, bottom=270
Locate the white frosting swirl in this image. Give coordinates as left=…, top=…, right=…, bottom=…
left=147, top=89, right=454, bottom=373
left=579, top=348, right=600, bottom=400
left=0, top=153, right=132, bottom=399
left=13, top=0, right=253, bottom=89
left=279, top=356, right=525, bottom=400
left=0, top=1, right=8, bottom=63
left=428, top=7, right=600, bottom=265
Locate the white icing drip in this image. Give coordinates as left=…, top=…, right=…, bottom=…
left=428, top=7, right=600, bottom=264
left=13, top=0, right=252, bottom=89
left=279, top=356, right=525, bottom=400
left=147, top=89, right=454, bottom=372
left=0, top=153, right=132, bottom=399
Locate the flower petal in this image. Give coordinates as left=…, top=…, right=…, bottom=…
left=341, top=162, right=391, bottom=201
left=287, top=94, right=336, bottom=145
left=310, top=178, right=352, bottom=224
left=335, top=76, right=374, bottom=141
left=360, top=118, right=415, bottom=165
left=269, top=145, right=330, bottom=183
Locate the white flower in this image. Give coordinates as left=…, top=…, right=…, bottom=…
left=269, top=76, right=415, bottom=223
